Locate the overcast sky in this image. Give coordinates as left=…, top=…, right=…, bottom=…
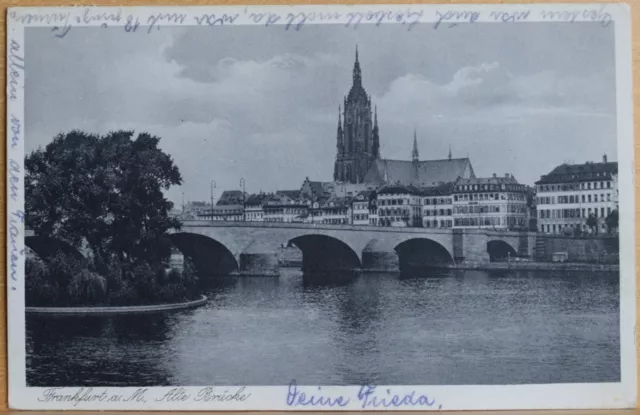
left=25, top=22, right=617, bottom=206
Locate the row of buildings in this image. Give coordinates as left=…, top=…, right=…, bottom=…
left=177, top=173, right=533, bottom=231
left=176, top=154, right=619, bottom=235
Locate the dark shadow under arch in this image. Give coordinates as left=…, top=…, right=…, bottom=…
left=25, top=236, right=86, bottom=263
left=170, top=233, right=238, bottom=277
left=486, top=240, right=517, bottom=262
left=289, top=234, right=361, bottom=273
left=395, top=238, right=453, bottom=272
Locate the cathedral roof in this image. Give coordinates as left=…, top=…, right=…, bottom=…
left=363, top=158, right=475, bottom=187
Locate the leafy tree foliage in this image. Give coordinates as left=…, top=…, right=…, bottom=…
left=25, top=130, right=182, bottom=268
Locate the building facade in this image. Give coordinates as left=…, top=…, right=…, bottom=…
left=333, top=48, right=380, bottom=184
left=421, top=182, right=454, bottom=229
left=452, top=175, right=528, bottom=230
left=351, top=191, right=375, bottom=225
left=263, top=195, right=308, bottom=223
left=535, top=156, right=618, bottom=235
left=198, top=205, right=244, bottom=221
left=376, top=185, right=422, bottom=227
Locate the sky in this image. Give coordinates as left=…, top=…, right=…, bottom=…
left=25, top=22, right=617, bottom=206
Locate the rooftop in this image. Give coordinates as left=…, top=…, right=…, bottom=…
left=535, top=159, right=618, bottom=185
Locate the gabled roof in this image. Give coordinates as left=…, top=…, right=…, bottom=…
left=217, top=190, right=245, bottom=205
left=363, top=157, right=475, bottom=187
left=276, top=189, right=301, bottom=199
left=245, top=193, right=270, bottom=206
left=377, top=183, right=421, bottom=195
left=535, top=161, right=618, bottom=185
left=419, top=181, right=456, bottom=196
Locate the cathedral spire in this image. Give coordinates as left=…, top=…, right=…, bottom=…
left=336, top=105, right=344, bottom=157
left=448, top=144, right=452, bottom=161
left=412, top=129, right=419, bottom=162
left=353, top=45, right=362, bottom=87
left=372, top=105, right=380, bottom=159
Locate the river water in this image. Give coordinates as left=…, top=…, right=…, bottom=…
left=26, top=268, right=620, bottom=386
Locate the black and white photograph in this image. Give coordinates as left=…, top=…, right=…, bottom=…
left=7, top=3, right=636, bottom=411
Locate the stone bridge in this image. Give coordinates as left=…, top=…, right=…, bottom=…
left=169, top=221, right=537, bottom=276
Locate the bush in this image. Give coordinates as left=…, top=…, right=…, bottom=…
left=25, top=252, right=202, bottom=307
left=25, top=257, right=61, bottom=307
left=67, top=270, right=108, bottom=306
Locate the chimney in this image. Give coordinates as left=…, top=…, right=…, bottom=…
left=505, top=173, right=509, bottom=178
left=492, top=173, right=497, bottom=178
left=603, top=154, right=608, bottom=163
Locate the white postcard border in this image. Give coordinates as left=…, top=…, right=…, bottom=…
left=6, top=2, right=636, bottom=410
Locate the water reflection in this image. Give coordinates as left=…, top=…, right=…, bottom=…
left=26, top=268, right=620, bottom=386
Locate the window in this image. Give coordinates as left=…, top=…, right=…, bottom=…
left=588, top=195, right=592, bottom=203
left=582, top=195, right=585, bottom=203
left=600, top=194, right=604, bottom=202
left=601, top=207, right=605, bottom=217
left=588, top=183, right=591, bottom=190
left=607, top=181, right=611, bottom=189
left=607, top=193, right=611, bottom=201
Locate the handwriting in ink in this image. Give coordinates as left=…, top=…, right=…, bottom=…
left=82, top=8, right=122, bottom=26
left=8, top=39, right=24, bottom=100
left=434, top=10, right=480, bottom=29
left=125, top=15, right=140, bottom=33
left=286, top=380, right=350, bottom=407
left=248, top=12, right=282, bottom=27
left=284, top=11, right=342, bottom=31
left=147, top=13, right=187, bottom=33
left=357, top=385, right=440, bottom=409
left=9, top=210, right=24, bottom=286
left=193, top=13, right=240, bottom=26
left=9, top=159, right=21, bottom=202
left=345, top=9, right=423, bottom=31
left=489, top=10, right=531, bottom=23
left=10, top=114, right=21, bottom=149
left=539, top=6, right=612, bottom=27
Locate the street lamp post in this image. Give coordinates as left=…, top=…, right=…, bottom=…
left=240, top=178, right=246, bottom=222
left=210, top=180, right=216, bottom=221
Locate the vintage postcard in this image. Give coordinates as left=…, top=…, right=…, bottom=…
left=6, top=2, right=636, bottom=411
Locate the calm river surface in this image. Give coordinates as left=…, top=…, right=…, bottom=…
left=26, top=268, right=620, bottom=386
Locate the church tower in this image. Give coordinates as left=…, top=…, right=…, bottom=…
left=333, top=47, right=380, bottom=184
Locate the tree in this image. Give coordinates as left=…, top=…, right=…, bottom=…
left=605, top=209, right=619, bottom=234
left=25, top=130, right=182, bottom=270
left=586, top=213, right=598, bottom=235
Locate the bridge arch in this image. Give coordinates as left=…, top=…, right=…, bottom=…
left=394, top=238, right=454, bottom=272
left=288, top=234, right=362, bottom=272
left=169, top=232, right=238, bottom=277
left=25, top=236, right=86, bottom=263
left=486, top=240, right=517, bottom=261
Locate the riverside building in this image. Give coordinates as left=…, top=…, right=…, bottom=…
left=452, top=175, right=528, bottom=230
left=535, top=155, right=618, bottom=235
left=376, top=184, right=422, bottom=227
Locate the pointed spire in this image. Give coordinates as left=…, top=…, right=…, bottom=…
left=412, top=128, right=419, bottom=162
left=338, top=105, right=342, bottom=127
left=352, top=45, right=362, bottom=87
left=383, top=160, right=389, bottom=183
left=374, top=106, right=378, bottom=127
left=448, top=144, right=452, bottom=161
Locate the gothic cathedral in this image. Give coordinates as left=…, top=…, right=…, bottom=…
left=333, top=48, right=380, bottom=184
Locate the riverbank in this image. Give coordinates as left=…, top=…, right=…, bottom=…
left=452, top=261, right=619, bottom=273
left=282, top=261, right=619, bottom=273
left=25, top=295, right=208, bottom=316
